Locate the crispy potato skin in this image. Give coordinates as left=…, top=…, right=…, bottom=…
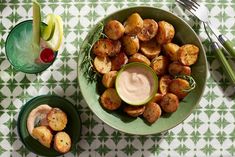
left=168, top=62, right=191, bottom=76
left=94, top=56, right=112, bottom=74
left=156, top=21, right=175, bottom=45
left=137, top=19, right=158, bottom=41
left=151, top=55, right=169, bottom=76
left=92, top=39, right=113, bottom=57
left=54, top=132, right=71, bottom=153
left=32, top=126, right=53, bottom=148
left=169, top=78, right=190, bottom=99
left=148, top=93, right=163, bottom=104
left=159, top=75, right=172, bottom=95
left=163, top=43, right=180, bottom=61
left=124, top=105, right=146, bottom=117
left=108, top=40, right=121, bottom=57
left=128, top=53, right=151, bottom=66
left=122, top=35, right=139, bottom=55
left=124, top=13, right=143, bottom=35
left=111, top=52, right=128, bottom=71
left=105, top=20, right=125, bottom=40
left=47, top=108, right=68, bottom=131
left=101, top=88, right=122, bottom=110
left=102, top=71, right=117, bottom=88
left=140, top=39, right=161, bottom=59
left=160, top=93, right=179, bottom=113
left=178, top=44, right=199, bottom=66
left=143, top=102, right=162, bottom=124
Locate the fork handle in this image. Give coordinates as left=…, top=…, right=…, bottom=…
left=218, top=35, right=235, bottom=58
left=212, top=42, right=235, bottom=85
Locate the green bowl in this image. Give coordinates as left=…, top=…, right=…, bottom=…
left=115, top=62, right=158, bottom=106
left=17, top=95, right=81, bottom=156
left=78, top=6, right=208, bottom=135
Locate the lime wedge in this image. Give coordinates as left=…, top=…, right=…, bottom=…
left=33, top=0, right=41, bottom=47
left=41, top=14, right=56, bottom=41
left=46, top=15, right=63, bottom=51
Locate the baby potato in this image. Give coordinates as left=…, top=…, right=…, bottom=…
left=169, top=78, right=190, bottom=99
left=128, top=53, right=151, bottom=66
left=137, top=19, right=158, bottom=41
left=151, top=55, right=169, bottom=76
left=47, top=108, right=68, bottom=131
left=168, top=62, right=191, bottom=76
left=32, top=126, right=53, bottom=148
left=159, top=75, right=172, bottom=95
left=148, top=93, right=163, bottom=104
left=122, top=35, right=139, bottom=55
left=124, top=105, right=146, bottom=117
left=163, top=43, right=180, bottom=61
left=178, top=44, right=199, bottom=66
left=94, top=56, right=112, bottom=74
left=100, top=88, right=122, bottom=110
left=160, top=93, right=179, bottom=113
left=143, top=102, right=162, bottom=124
left=124, top=13, right=143, bottom=35
left=108, top=40, right=121, bottom=57
left=140, top=39, right=161, bottom=59
left=111, top=52, right=128, bottom=71
left=156, top=21, right=175, bottom=45
left=102, top=71, right=117, bottom=88
left=104, top=20, right=125, bottom=40
left=92, top=39, right=113, bottom=57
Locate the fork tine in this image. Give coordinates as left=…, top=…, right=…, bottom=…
left=177, top=0, right=198, bottom=11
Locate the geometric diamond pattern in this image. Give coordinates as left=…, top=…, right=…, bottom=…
left=0, top=0, right=235, bottom=157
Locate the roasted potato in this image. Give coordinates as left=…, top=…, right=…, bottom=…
left=178, top=44, right=199, bottom=66
left=128, top=53, right=151, bottom=66
left=111, top=52, right=128, bottom=71
left=140, top=39, right=161, bottom=59
left=151, top=55, right=169, bottom=76
left=107, top=40, right=121, bottom=57
left=104, top=20, right=125, bottom=40
left=148, top=93, right=163, bottom=104
left=32, top=126, right=53, bottom=148
left=169, top=78, right=190, bottom=99
left=159, top=75, right=172, bottom=95
left=168, top=62, right=191, bottom=76
left=160, top=93, right=179, bottom=113
left=143, top=102, right=162, bottom=124
left=137, top=19, right=158, bottom=41
left=122, top=35, right=139, bottom=55
left=54, top=132, right=71, bottom=153
left=101, top=88, right=122, bottom=110
left=102, top=71, right=117, bottom=88
left=123, top=105, right=145, bottom=117
left=124, top=13, right=143, bottom=35
left=94, top=56, right=112, bottom=74
left=92, top=39, right=113, bottom=57
left=47, top=108, right=68, bottom=131
left=163, top=43, right=180, bottom=61
left=156, top=21, right=175, bottom=45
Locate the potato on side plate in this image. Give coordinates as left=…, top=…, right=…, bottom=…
left=32, top=126, right=53, bottom=148
left=54, top=132, right=71, bottom=153
left=47, top=108, right=68, bottom=131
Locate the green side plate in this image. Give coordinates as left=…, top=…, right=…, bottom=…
left=17, top=95, right=81, bottom=156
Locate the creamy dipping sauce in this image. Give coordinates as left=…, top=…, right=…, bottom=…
left=27, top=104, right=52, bottom=135
left=116, top=63, right=157, bottom=105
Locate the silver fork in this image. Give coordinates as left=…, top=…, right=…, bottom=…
left=176, top=0, right=235, bottom=86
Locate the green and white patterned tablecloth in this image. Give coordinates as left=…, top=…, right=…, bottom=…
left=1, top=0, right=235, bottom=157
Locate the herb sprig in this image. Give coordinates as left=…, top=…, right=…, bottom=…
left=80, top=23, right=105, bottom=83
left=175, top=75, right=196, bottom=92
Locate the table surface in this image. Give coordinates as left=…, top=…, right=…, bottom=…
left=1, top=0, right=235, bottom=157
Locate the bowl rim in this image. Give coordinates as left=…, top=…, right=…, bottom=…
left=115, top=62, right=158, bottom=106
left=78, top=6, right=208, bottom=135
left=17, top=95, right=81, bottom=156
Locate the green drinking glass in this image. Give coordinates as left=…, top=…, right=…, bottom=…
left=5, top=20, right=57, bottom=74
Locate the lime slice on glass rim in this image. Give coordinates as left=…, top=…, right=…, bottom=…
left=46, top=15, right=63, bottom=51
left=41, top=14, right=56, bottom=41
